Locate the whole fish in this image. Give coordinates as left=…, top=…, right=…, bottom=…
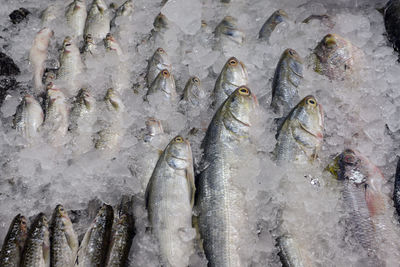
left=147, top=69, right=177, bottom=100
left=215, top=16, right=245, bottom=45
left=21, top=213, right=50, bottom=267
left=146, top=136, right=195, bottom=267
left=75, top=204, right=114, bottom=267
left=271, top=48, right=303, bottom=117
left=13, top=95, right=44, bottom=140
left=146, top=48, right=172, bottom=86
left=29, top=28, right=53, bottom=92
left=274, top=95, right=323, bottom=164
left=104, top=33, right=123, bottom=56
left=384, top=0, right=400, bottom=53
left=65, top=0, right=87, bottom=38
left=50, top=205, right=79, bottom=267
left=183, top=76, right=205, bottom=106
left=311, top=33, right=362, bottom=80
left=84, top=0, right=111, bottom=40
left=213, top=57, right=248, bottom=108
left=0, top=214, right=28, bottom=267
left=197, top=86, right=257, bottom=267
left=258, top=9, right=288, bottom=42
left=44, top=83, right=69, bottom=146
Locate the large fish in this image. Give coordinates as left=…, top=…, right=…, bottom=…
left=146, top=136, right=195, bottom=267
left=0, top=214, right=28, bottom=267
left=197, top=86, right=257, bottom=267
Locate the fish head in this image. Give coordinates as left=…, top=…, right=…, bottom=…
left=314, top=34, right=350, bottom=62
left=11, top=214, right=28, bottom=245
left=154, top=48, right=171, bottom=69
left=223, top=57, right=248, bottom=89
left=188, top=76, right=205, bottom=99
left=78, top=88, right=95, bottom=110
left=36, top=213, right=49, bottom=228
left=166, top=136, right=192, bottom=170
left=225, top=86, right=257, bottom=127
left=292, top=95, right=324, bottom=141
left=284, top=48, right=303, bottom=64
left=38, top=27, right=54, bottom=38
left=94, top=0, right=108, bottom=12
left=146, top=118, right=163, bottom=136
left=96, top=204, right=114, bottom=224
left=276, top=9, right=289, bottom=20
left=327, top=149, right=367, bottom=184
left=105, top=88, right=124, bottom=111
left=157, top=69, right=175, bottom=97
left=61, top=36, right=78, bottom=54
left=153, top=13, right=169, bottom=30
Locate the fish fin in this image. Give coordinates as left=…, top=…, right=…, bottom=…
left=365, top=184, right=386, bottom=217
left=192, top=214, right=204, bottom=252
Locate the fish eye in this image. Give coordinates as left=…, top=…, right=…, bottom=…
left=157, top=48, right=164, bottom=53
left=162, top=70, right=169, bottom=77
left=228, top=58, right=238, bottom=66
left=306, top=98, right=316, bottom=106
left=174, top=136, right=183, bottom=143
left=238, top=87, right=249, bottom=95
left=59, top=206, right=64, bottom=212
left=288, top=49, right=296, bottom=56
left=343, top=154, right=356, bottom=164
left=192, top=77, right=199, bottom=83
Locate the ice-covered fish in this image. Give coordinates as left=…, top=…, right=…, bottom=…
left=271, top=48, right=303, bottom=117
left=146, top=48, right=172, bottom=86
left=0, top=214, right=28, bottom=267
left=147, top=69, right=177, bottom=100
left=50, top=205, right=79, bottom=267
left=144, top=118, right=163, bottom=142
left=258, top=9, right=288, bottom=42
left=13, top=95, right=44, bottom=140
left=41, top=4, right=61, bottom=26
left=84, top=0, right=111, bottom=40
left=81, top=34, right=98, bottom=60
left=384, top=0, right=400, bottom=53
left=274, top=95, right=323, bottom=164
left=21, top=213, right=50, bottom=267
left=197, top=86, right=257, bottom=267
left=146, top=136, right=195, bottom=267
left=65, top=0, right=87, bottom=38
left=104, top=33, right=123, bottom=56
left=213, top=57, right=248, bottom=108
left=110, top=0, right=134, bottom=28
left=75, top=204, right=113, bottom=267
left=215, top=16, right=245, bottom=45
left=183, top=76, right=205, bottom=106
left=29, top=28, right=53, bottom=92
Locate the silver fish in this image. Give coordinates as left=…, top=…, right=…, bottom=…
left=65, top=0, right=87, bottom=38
left=146, top=48, right=172, bottom=86
left=147, top=69, right=177, bottom=100
left=13, top=95, right=44, bottom=141
left=258, top=9, right=288, bottom=43
left=183, top=76, right=205, bottom=106
left=84, top=0, right=111, bottom=40
left=215, top=16, right=245, bottom=45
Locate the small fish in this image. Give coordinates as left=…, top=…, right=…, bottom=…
left=13, top=95, right=44, bottom=141
left=65, top=0, right=87, bottom=37
left=271, top=48, right=303, bottom=117
left=81, top=34, right=98, bottom=59
left=146, top=136, right=195, bottom=267
left=104, top=33, right=123, bottom=56
left=29, top=28, right=53, bottom=92
left=215, top=16, right=245, bottom=45
left=50, top=205, right=79, bottom=267
left=84, top=0, right=111, bottom=40
left=274, top=95, right=323, bottom=164
left=146, top=48, right=172, bottom=86
left=258, top=9, right=288, bottom=43
left=21, top=213, right=50, bottom=267
left=75, top=204, right=114, bottom=267
left=384, top=0, right=400, bottom=53
left=213, top=57, right=248, bottom=108
left=147, top=69, right=177, bottom=100
left=0, top=214, right=28, bottom=267
left=183, top=76, right=205, bottom=106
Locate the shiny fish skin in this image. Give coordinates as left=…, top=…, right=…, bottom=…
left=271, top=48, right=303, bottom=117
left=215, top=16, right=245, bottom=45
left=0, top=214, right=28, bottom=267
left=21, top=213, right=50, bottom=267
left=274, top=95, right=323, bottom=164
left=65, top=0, right=87, bottom=38
left=259, top=9, right=288, bottom=42
left=50, top=205, right=79, bottom=267
left=384, top=0, right=400, bottom=53
left=84, top=0, right=111, bottom=40
left=146, top=48, right=172, bottom=86
left=213, top=57, right=248, bottom=108
left=13, top=95, right=44, bottom=140
left=147, top=69, right=177, bottom=100
left=183, top=76, right=205, bottom=106
left=197, top=86, right=257, bottom=267
left=75, top=204, right=114, bottom=267
left=146, top=136, right=195, bottom=267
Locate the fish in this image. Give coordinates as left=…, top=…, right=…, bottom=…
left=384, top=0, right=400, bottom=53
left=144, top=118, right=163, bottom=142
left=104, top=33, right=123, bottom=56
left=183, top=76, right=205, bottom=106
left=84, top=0, right=111, bottom=40
left=81, top=34, right=98, bottom=59
left=75, top=204, right=114, bottom=267
left=110, top=0, right=134, bottom=28
left=146, top=136, right=195, bottom=267
left=277, top=235, right=313, bottom=267
left=146, top=48, right=172, bottom=86
left=213, top=57, right=248, bottom=108
left=41, top=4, right=61, bottom=26
left=21, top=213, right=50, bottom=267
left=65, top=0, right=87, bottom=38
left=197, top=86, right=257, bottom=267
left=394, top=157, right=400, bottom=219
left=274, top=95, right=323, bottom=164
left=147, top=69, right=177, bottom=100
left=153, top=13, right=170, bottom=33
left=29, top=28, right=53, bottom=92
left=13, top=95, right=44, bottom=140
left=44, top=83, right=69, bottom=146
left=215, top=16, right=245, bottom=45
left=271, top=48, right=303, bottom=117
left=258, top=9, right=288, bottom=42
left=105, top=197, right=135, bottom=267
left=0, top=214, right=28, bottom=267
left=50, top=205, right=79, bottom=267
left=311, top=33, right=362, bottom=80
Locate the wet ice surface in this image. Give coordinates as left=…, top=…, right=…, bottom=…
left=1, top=0, right=400, bottom=266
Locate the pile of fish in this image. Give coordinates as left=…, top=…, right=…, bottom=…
left=3, top=0, right=400, bottom=266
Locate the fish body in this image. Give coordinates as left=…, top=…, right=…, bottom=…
left=385, top=0, right=400, bottom=53
left=259, top=9, right=288, bottom=42
left=197, top=86, right=257, bottom=267
left=66, top=0, right=87, bottom=37
left=215, top=16, right=245, bottom=45
left=13, top=95, right=44, bottom=140
left=146, top=136, right=195, bottom=267
left=0, top=214, right=28, bottom=267
left=75, top=204, right=114, bottom=267
left=50, top=205, right=79, bottom=267
left=274, top=95, right=323, bottom=164
left=146, top=48, right=172, bottom=86
left=21, top=213, right=50, bottom=267
left=84, top=0, right=111, bottom=40
left=213, top=57, right=248, bottom=108
left=271, top=48, right=303, bottom=117
left=29, top=28, right=53, bottom=92
left=147, top=69, right=177, bottom=100
left=183, top=76, right=205, bottom=106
